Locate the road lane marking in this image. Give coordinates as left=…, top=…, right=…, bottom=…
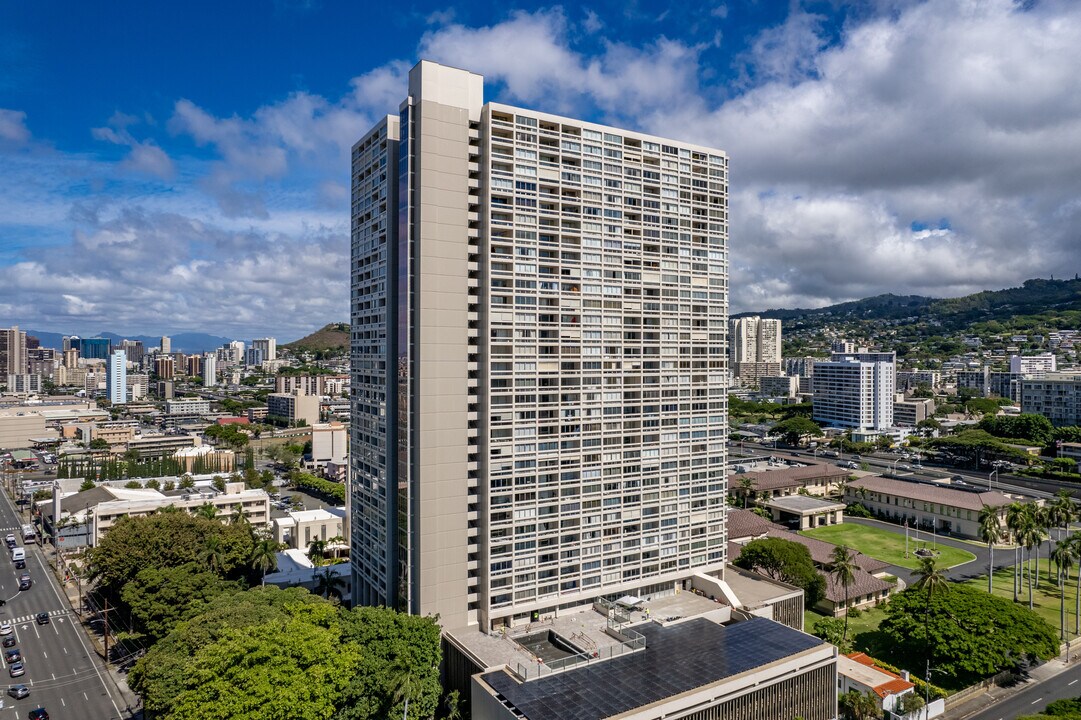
left=1070, top=679, right=1078, bottom=686
left=61, top=697, right=66, bottom=706
left=1033, top=698, right=1044, bottom=704
left=83, top=692, right=88, bottom=700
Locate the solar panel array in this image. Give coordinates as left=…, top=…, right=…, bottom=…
left=482, top=617, right=825, bottom=720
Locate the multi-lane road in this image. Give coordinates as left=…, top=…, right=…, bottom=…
left=0, top=483, right=128, bottom=719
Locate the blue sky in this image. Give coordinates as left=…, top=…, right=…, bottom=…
left=2, top=0, right=1081, bottom=340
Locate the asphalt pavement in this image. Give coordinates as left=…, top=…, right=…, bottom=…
left=0, top=479, right=131, bottom=719
left=949, top=655, right=1081, bottom=719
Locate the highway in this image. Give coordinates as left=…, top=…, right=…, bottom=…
left=0, top=484, right=128, bottom=719
left=959, top=660, right=1081, bottom=720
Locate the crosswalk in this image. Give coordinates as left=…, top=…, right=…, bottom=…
left=4, top=609, right=69, bottom=624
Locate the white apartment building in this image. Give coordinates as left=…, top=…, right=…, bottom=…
left=350, top=61, right=729, bottom=631
left=164, top=398, right=211, bottom=415
left=1022, top=372, right=1081, bottom=426
left=106, top=350, right=127, bottom=404
left=1010, top=353, right=1057, bottom=375
left=310, top=421, right=347, bottom=465
left=203, top=353, right=217, bottom=387
left=812, top=352, right=895, bottom=430
left=5, top=374, right=42, bottom=395
left=266, top=389, right=320, bottom=426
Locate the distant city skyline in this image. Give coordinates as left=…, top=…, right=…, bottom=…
left=3, top=1, right=1081, bottom=337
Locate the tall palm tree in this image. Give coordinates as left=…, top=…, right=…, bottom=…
left=250, top=537, right=278, bottom=587
left=390, top=658, right=425, bottom=720
left=737, top=476, right=755, bottom=508
left=200, top=535, right=224, bottom=574
left=913, top=555, right=949, bottom=675
left=195, top=502, right=219, bottom=520
left=1069, top=534, right=1081, bottom=636
left=1018, top=505, right=1046, bottom=610
left=314, top=566, right=346, bottom=600
left=1006, top=502, right=1027, bottom=602
left=978, top=505, right=1002, bottom=594
left=829, top=545, right=858, bottom=643
left=307, top=538, right=327, bottom=564
left=1052, top=540, right=1075, bottom=641
left=1052, top=489, right=1075, bottom=542
left=229, top=503, right=250, bottom=526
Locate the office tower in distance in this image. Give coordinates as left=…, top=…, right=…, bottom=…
left=154, top=355, right=175, bottom=380
left=120, top=339, right=145, bottom=364
left=203, top=353, right=218, bottom=387
left=350, top=60, right=729, bottom=631
left=228, top=340, right=245, bottom=364
left=245, top=347, right=265, bottom=366
left=71, top=336, right=111, bottom=361
left=106, top=350, right=128, bottom=404
left=0, top=326, right=28, bottom=375
left=160, top=336, right=171, bottom=354
left=186, top=355, right=203, bottom=377
left=252, top=337, right=277, bottom=362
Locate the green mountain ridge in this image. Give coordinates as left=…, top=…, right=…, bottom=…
left=282, top=323, right=349, bottom=353
left=738, top=278, right=1081, bottom=334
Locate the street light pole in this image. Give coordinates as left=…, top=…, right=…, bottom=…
left=989, top=469, right=998, bottom=491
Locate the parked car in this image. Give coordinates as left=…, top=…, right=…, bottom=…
left=9, top=662, right=24, bottom=677
left=29, top=708, right=49, bottom=720
left=35, top=613, right=49, bottom=625
left=5, top=649, right=20, bottom=664
left=2, top=637, right=16, bottom=648
left=0, top=623, right=12, bottom=636
left=6, top=684, right=29, bottom=699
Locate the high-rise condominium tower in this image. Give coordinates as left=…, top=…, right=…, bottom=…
left=351, top=61, right=729, bottom=631
left=106, top=350, right=128, bottom=405
left=0, top=326, right=27, bottom=376
left=729, top=316, right=781, bottom=385
left=252, top=337, right=277, bottom=362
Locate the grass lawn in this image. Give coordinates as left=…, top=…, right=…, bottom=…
left=801, top=523, right=976, bottom=570
left=963, top=561, right=1081, bottom=640
left=804, top=604, right=891, bottom=640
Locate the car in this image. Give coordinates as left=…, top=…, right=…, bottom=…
left=7, top=684, right=29, bottom=699
left=13, top=559, right=25, bottom=570
left=18, top=580, right=30, bottom=591
left=29, top=708, right=49, bottom=720
left=2, top=637, right=15, bottom=649
left=3, top=535, right=14, bottom=550
left=9, top=662, right=24, bottom=677
left=4, top=649, right=20, bottom=664
left=0, top=624, right=11, bottom=636
left=18, top=573, right=30, bottom=582
left=35, top=613, right=49, bottom=625
left=951, top=475, right=965, bottom=483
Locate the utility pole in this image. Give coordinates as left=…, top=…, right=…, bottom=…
left=103, top=598, right=111, bottom=662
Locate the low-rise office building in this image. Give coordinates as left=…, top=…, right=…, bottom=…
left=838, top=652, right=923, bottom=717
left=845, top=475, right=1011, bottom=539
left=267, top=390, right=320, bottom=426
left=164, top=398, right=211, bottom=415
left=273, top=507, right=346, bottom=550
left=893, top=395, right=934, bottom=427
left=735, top=462, right=850, bottom=500
left=48, top=482, right=271, bottom=547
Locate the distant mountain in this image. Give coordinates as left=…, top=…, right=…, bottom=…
left=738, top=278, right=1081, bottom=334
left=283, top=323, right=349, bottom=353
left=28, top=330, right=234, bottom=354
left=735, top=293, right=934, bottom=323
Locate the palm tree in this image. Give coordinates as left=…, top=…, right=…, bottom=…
left=390, top=658, right=425, bottom=720
left=195, top=502, right=219, bottom=520
left=829, top=545, right=858, bottom=643
left=1006, top=502, right=1027, bottom=602
left=913, top=555, right=949, bottom=670
left=1018, top=505, right=1046, bottom=610
left=313, top=566, right=346, bottom=600
left=250, top=537, right=278, bottom=586
left=229, top=502, right=250, bottom=526
left=1070, top=534, right=1081, bottom=636
left=1052, top=489, right=1075, bottom=542
left=1052, top=540, right=1075, bottom=641
left=977, top=505, right=1002, bottom=594
left=737, top=476, right=755, bottom=508
left=200, top=535, right=224, bottom=574
left=307, top=539, right=327, bottom=564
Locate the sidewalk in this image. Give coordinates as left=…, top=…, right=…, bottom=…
left=943, top=654, right=1073, bottom=719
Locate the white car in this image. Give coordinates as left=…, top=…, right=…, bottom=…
left=0, top=623, right=12, bottom=636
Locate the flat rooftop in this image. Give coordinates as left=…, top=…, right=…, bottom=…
left=481, top=617, right=826, bottom=720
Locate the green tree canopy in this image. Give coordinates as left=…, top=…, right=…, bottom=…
left=733, top=537, right=825, bottom=607
left=977, top=413, right=1055, bottom=446
left=121, top=563, right=242, bottom=645
left=130, top=588, right=444, bottom=720
left=879, top=583, right=1058, bottom=686
left=87, top=512, right=257, bottom=603
left=770, top=416, right=823, bottom=445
